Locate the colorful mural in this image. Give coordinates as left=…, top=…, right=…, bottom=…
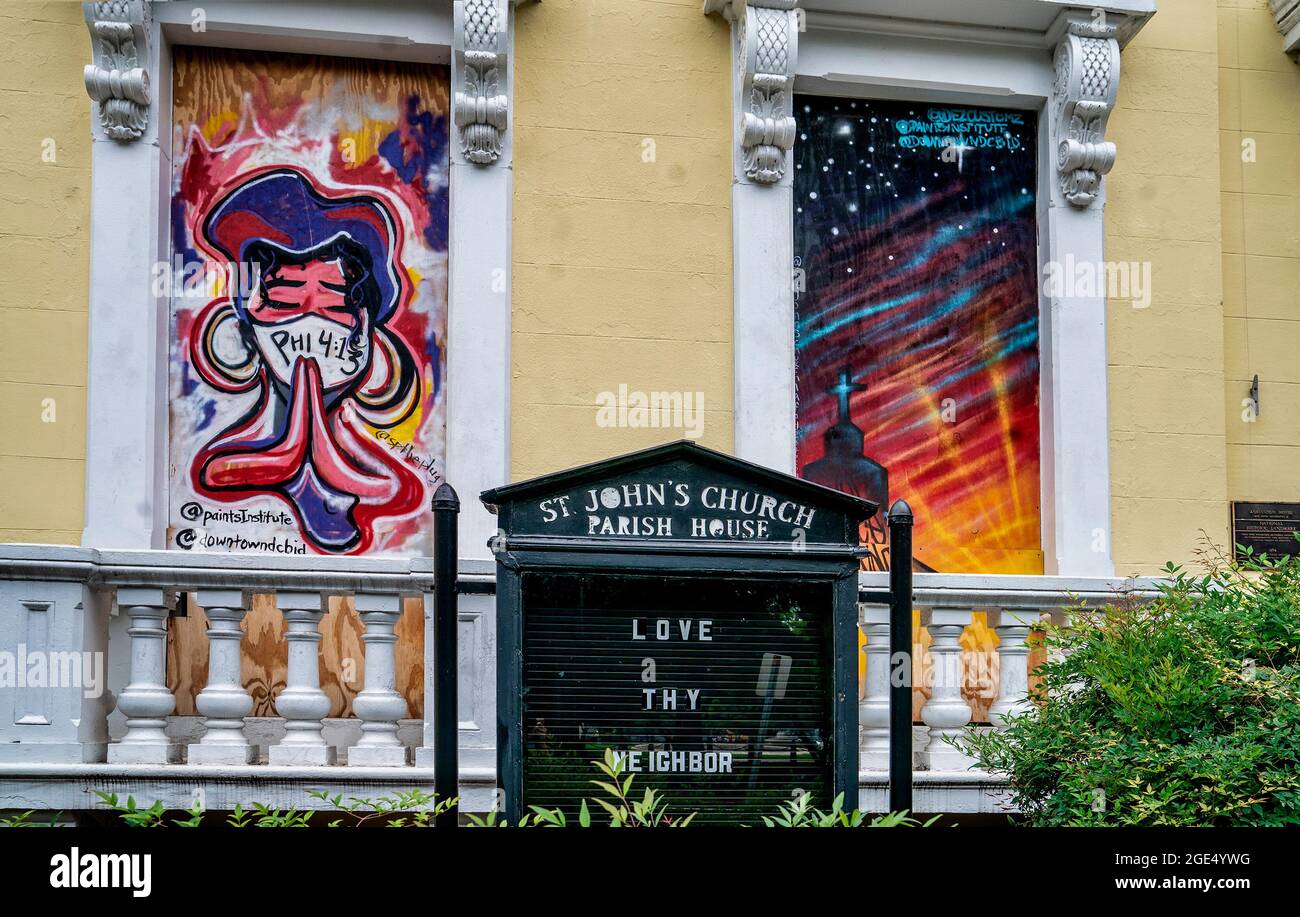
left=168, top=47, right=449, bottom=556
left=794, top=97, right=1043, bottom=574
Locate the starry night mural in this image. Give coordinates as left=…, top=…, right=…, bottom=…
left=794, top=97, right=1043, bottom=574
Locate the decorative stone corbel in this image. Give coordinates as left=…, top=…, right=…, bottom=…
left=454, top=0, right=510, bottom=166
left=82, top=0, right=152, bottom=142
left=1051, top=14, right=1121, bottom=207
left=1271, top=0, right=1300, bottom=59
left=733, top=1, right=800, bottom=184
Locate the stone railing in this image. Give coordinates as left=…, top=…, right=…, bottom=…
left=857, top=571, right=1163, bottom=775
left=0, top=544, right=1163, bottom=813
left=0, top=545, right=436, bottom=771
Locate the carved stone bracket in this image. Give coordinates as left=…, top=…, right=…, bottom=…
left=454, top=0, right=510, bottom=166
left=83, top=0, right=152, bottom=142
left=1052, top=15, right=1121, bottom=208
left=735, top=1, right=799, bottom=184
left=1272, top=0, right=1300, bottom=59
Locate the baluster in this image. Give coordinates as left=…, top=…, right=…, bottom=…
left=859, top=606, right=890, bottom=770
left=269, top=591, right=336, bottom=766
left=349, top=593, right=411, bottom=766
left=108, top=588, right=181, bottom=764
left=1047, top=609, right=1069, bottom=665
left=988, top=608, right=1041, bottom=726
left=1045, top=609, right=1080, bottom=694
left=187, top=590, right=256, bottom=764
left=919, top=606, right=976, bottom=771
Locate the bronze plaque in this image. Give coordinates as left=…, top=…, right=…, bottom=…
left=1232, top=502, right=1300, bottom=561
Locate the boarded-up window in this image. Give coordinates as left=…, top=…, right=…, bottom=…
left=168, top=47, right=449, bottom=558
left=794, top=96, right=1043, bottom=576
left=164, top=48, right=448, bottom=721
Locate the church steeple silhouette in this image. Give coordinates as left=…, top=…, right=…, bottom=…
left=801, top=364, right=890, bottom=570
left=827, top=366, right=869, bottom=459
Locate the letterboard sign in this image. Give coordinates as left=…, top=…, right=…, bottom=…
left=483, top=441, right=875, bottom=826
left=1232, top=501, right=1300, bottom=561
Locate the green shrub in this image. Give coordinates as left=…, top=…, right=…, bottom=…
left=963, top=545, right=1300, bottom=826
left=72, top=749, right=930, bottom=828
left=468, top=749, right=693, bottom=827
left=0, top=811, right=64, bottom=828
left=760, top=792, right=938, bottom=828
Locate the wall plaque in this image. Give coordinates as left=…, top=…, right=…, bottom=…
left=1232, top=501, right=1300, bottom=561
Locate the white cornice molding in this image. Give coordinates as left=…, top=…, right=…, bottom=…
left=1050, top=9, right=1122, bottom=207
left=754, top=1, right=1153, bottom=49
left=1273, top=0, right=1300, bottom=59
left=82, top=0, right=152, bottom=142
left=803, top=11, right=1045, bottom=48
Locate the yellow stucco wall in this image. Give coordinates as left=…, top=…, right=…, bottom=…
left=509, top=0, right=734, bottom=480
left=1218, top=1, right=1300, bottom=511
left=0, top=0, right=89, bottom=544
left=1104, top=0, right=1231, bottom=575
left=0, top=0, right=1294, bottom=574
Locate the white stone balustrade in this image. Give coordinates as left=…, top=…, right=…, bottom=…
left=270, top=591, right=337, bottom=766
left=350, top=592, right=413, bottom=766
left=920, top=606, right=977, bottom=771
left=188, top=589, right=256, bottom=765
left=987, top=608, right=1041, bottom=726
left=856, top=572, right=1163, bottom=775
left=108, top=587, right=181, bottom=764
left=859, top=606, right=891, bottom=770
left=0, top=546, right=1165, bottom=815
left=0, top=546, right=437, bottom=774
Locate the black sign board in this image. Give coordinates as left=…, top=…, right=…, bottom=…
left=482, top=441, right=875, bottom=826
left=489, top=450, right=861, bottom=548
left=1232, top=501, right=1300, bottom=561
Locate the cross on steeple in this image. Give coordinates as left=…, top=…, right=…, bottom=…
left=828, top=365, right=867, bottom=423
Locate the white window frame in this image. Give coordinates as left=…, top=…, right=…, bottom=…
left=79, top=0, right=519, bottom=565
left=706, top=0, right=1156, bottom=576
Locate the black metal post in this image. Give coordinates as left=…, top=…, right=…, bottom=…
left=432, top=482, right=460, bottom=828
left=887, top=499, right=914, bottom=816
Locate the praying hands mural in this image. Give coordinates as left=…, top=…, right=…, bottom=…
left=188, top=168, right=425, bottom=553
left=169, top=48, right=449, bottom=556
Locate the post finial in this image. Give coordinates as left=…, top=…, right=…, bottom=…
left=432, top=482, right=461, bottom=512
